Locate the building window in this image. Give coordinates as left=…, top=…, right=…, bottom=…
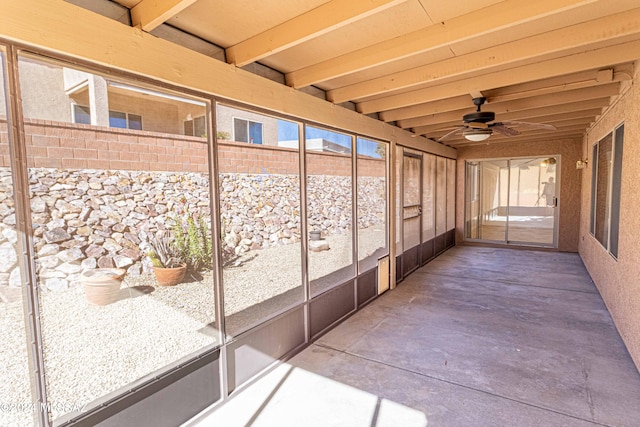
left=73, top=104, right=91, bottom=124
left=184, top=115, right=206, bottom=137
left=590, top=123, right=624, bottom=258
left=109, top=110, right=142, bottom=130
left=233, top=117, right=263, bottom=144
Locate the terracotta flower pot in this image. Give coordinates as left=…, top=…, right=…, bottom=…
left=81, top=268, right=126, bottom=306
left=153, top=263, right=187, bottom=286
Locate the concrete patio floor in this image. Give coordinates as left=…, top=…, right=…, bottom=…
left=188, top=246, right=640, bottom=427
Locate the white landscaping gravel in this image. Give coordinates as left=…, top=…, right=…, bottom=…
left=1, top=227, right=386, bottom=424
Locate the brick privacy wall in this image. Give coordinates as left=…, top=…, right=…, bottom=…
left=0, top=119, right=385, bottom=177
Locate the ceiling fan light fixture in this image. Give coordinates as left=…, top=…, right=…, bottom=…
left=463, top=129, right=492, bottom=142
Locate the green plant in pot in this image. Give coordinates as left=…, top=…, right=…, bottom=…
left=171, top=213, right=213, bottom=273
left=147, top=232, right=187, bottom=286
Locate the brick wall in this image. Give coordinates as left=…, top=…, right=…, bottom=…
left=23, top=119, right=209, bottom=173
left=0, top=119, right=385, bottom=177
left=218, top=139, right=298, bottom=174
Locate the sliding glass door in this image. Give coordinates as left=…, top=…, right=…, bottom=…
left=465, top=157, right=558, bottom=247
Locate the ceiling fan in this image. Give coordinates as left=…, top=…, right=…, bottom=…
left=438, top=97, right=556, bottom=142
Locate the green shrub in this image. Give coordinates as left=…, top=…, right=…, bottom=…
left=172, top=213, right=213, bottom=272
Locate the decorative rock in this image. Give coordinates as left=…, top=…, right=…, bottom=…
left=31, top=197, right=47, bottom=213
left=39, top=270, right=67, bottom=279
left=119, top=247, right=142, bottom=261
left=43, top=227, right=71, bottom=244
left=309, top=239, right=330, bottom=252
left=76, top=226, right=92, bottom=236
left=61, top=239, right=85, bottom=249
left=113, top=255, right=134, bottom=269
left=81, top=257, right=97, bottom=270
left=57, top=262, right=83, bottom=275
left=97, top=256, right=115, bottom=269
left=85, top=244, right=106, bottom=258
left=2, top=227, right=17, bottom=244
left=103, top=238, right=123, bottom=252
left=47, top=219, right=66, bottom=230
left=58, top=247, right=84, bottom=263
left=9, top=268, right=21, bottom=287
left=126, top=263, right=142, bottom=276
left=3, top=214, right=16, bottom=226
left=0, top=242, right=17, bottom=273
left=45, top=278, right=68, bottom=291
left=38, top=255, right=60, bottom=270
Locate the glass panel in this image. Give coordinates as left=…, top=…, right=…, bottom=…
left=589, top=143, right=598, bottom=235
left=422, top=154, right=435, bottom=242
left=507, top=157, right=555, bottom=245
left=435, top=157, right=447, bottom=236
left=0, top=49, right=34, bottom=427
left=128, top=114, right=142, bottom=131
left=610, top=125, right=624, bottom=258
left=446, top=158, right=455, bottom=231
left=465, top=161, right=480, bottom=239
left=218, top=104, right=303, bottom=336
left=479, top=160, right=508, bottom=241
left=356, top=137, right=387, bottom=273
left=403, top=155, right=421, bottom=249
left=403, top=156, right=421, bottom=206
left=194, top=116, right=206, bottom=138
left=395, top=145, right=403, bottom=254
left=233, top=118, right=248, bottom=142
left=19, top=54, right=217, bottom=422
left=306, top=125, right=354, bottom=297
left=73, top=104, right=91, bottom=124
left=108, top=110, right=127, bottom=128
left=595, top=133, right=613, bottom=247
left=249, top=121, right=263, bottom=144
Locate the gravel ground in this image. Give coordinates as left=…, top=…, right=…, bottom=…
left=0, top=227, right=386, bottom=425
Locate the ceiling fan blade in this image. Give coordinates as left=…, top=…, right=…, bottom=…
left=499, top=120, right=557, bottom=131
left=438, top=126, right=465, bottom=142
left=491, top=123, right=520, bottom=137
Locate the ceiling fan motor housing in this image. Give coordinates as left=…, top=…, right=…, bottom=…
left=463, top=111, right=495, bottom=123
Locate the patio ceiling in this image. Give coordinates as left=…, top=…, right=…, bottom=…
left=112, top=0, right=640, bottom=147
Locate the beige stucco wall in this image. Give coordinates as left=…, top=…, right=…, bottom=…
left=579, top=63, right=640, bottom=371
left=456, top=136, right=583, bottom=252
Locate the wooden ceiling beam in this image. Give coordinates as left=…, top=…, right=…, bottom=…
left=226, top=0, right=406, bottom=67
left=380, top=95, right=473, bottom=122
left=402, top=97, right=611, bottom=130
left=131, top=0, right=198, bottom=32
left=286, top=0, right=596, bottom=88
left=380, top=68, right=622, bottom=122
left=358, top=38, right=640, bottom=114
left=328, top=8, right=640, bottom=103
left=485, top=66, right=632, bottom=103
left=404, top=88, right=616, bottom=130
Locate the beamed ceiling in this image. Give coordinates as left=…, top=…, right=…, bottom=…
left=110, top=0, right=640, bottom=148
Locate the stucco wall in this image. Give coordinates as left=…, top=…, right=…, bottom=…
left=579, top=64, right=640, bottom=372
left=456, top=137, right=583, bottom=252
